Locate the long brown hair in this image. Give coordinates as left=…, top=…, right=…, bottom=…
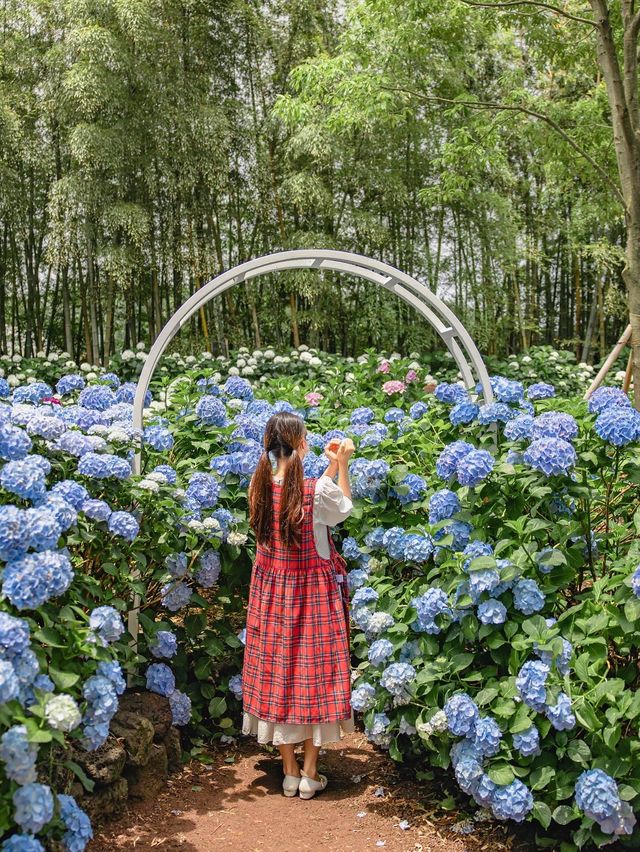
left=249, top=412, right=306, bottom=549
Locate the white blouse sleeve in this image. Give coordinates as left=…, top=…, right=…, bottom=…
left=313, top=476, right=353, bottom=527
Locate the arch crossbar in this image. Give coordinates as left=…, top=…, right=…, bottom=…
left=127, top=249, right=493, bottom=650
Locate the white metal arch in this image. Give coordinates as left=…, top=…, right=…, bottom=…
left=132, top=249, right=493, bottom=447
left=126, top=249, right=493, bottom=650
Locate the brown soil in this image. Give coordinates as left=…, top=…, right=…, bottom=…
left=89, top=731, right=529, bottom=852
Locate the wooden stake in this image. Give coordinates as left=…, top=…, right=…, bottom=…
left=584, top=323, right=632, bottom=399
left=623, top=349, right=634, bottom=393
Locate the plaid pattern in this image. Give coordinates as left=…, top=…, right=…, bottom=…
left=242, top=477, right=352, bottom=724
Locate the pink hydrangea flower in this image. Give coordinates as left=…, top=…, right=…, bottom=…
left=405, top=370, right=418, bottom=384
left=377, top=360, right=390, bottom=374
left=382, top=380, right=406, bottom=395
left=305, top=391, right=323, bottom=406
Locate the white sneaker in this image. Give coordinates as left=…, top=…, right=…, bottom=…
left=283, top=774, right=301, bottom=797
left=298, top=770, right=328, bottom=799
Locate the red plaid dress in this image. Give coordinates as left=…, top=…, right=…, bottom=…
left=242, top=477, right=352, bottom=724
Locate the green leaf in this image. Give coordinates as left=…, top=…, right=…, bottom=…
left=566, top=739, right=591, bottom=765
left=533, top=801, right=552, bottom=828
left=488, top=764, right=514, bottom=785
left=552, top=805, right=578, bottom=826
left=49, top=668, right=80, bottom=690
left=530, top=765, right=555, bottom=790
left=208, top=697, right=227, bottom=718
left=33, top=627, right=67, bottom=648
left=624, top=596, right=640, bottom=623
left=64, top=760, right=95, bottom=792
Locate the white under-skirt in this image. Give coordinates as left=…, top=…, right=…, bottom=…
left=242, top=710, right=355, bottom=746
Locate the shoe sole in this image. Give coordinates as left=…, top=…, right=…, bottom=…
left=283, top=788, right=299, bottom=797
left=299, top=790, right=316, bottom=800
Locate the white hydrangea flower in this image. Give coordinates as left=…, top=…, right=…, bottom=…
left=148, top=401, right=166, bottom=413
left=298, top=344, right=309, bottom=352
left=345, top=372, right=355, bottom=382
left=65, top=360, right=76, bottom=369
left=12, top=354, right=22, bottom=363
left=247, top=357, right=257, bottom=366
left=521, top=355, right=532, bottom=363
left=136, top=352, right=147, bottom=362
left=183, top=355, right=195, bottom=365
left=139, top=479, right=160, bottom=492
left=409, top=351, right=420, bottom=359
left=202, top=517, right=221, bottom=530
left=228, top=531, right=248, bottom=546
left=17, top=373, right=26, bottom=382
left=36, top=350, right=45, bottom=358
left=390, top=352, right=402, bottom=360
left=86, top=424, right=109, bottom=437
left=47, top=352, right=59, bottom=362
left=357, top=355, right=369, bottom=364
left=263, top=349, right=275, bottom=359
left=173, top=488, right=186, bottom=499
left=310, top=357, right=321, bottom=366
left=227, top=398, right=244, bottom=410
left=188, top=519, right=205, bottom=532
left=241, top=366, right=255, bottom=376
left=260, top=376, right=268, bottom=383
left=121, top=350, right=136, bottom=361
left=7, top=376, right=18, bottom=387
left=60, top=351, right=70, bottom=359
left=228, top=366, right=240, bottom=376
left=510, top=362, right=520, bottom=370
left=80, top=362, right=91, bottom=371
left=216, top=355, right=226, bottom=362
left=408, top=361, right=420, bottom=371
left=24, top=375, right=35, bottom=383
left=368, top=556, right=385, bottom=571
left=108, top=427, right=131, bottom=443
left=45, top=694, right=82, bottom=732
left=238, top=346, right=249, bottom=354
left=136, top=342, right=146, bottom=351
left=282, top=356, right=290, bottom=364
left=86, top=372, right=97, bottom=381
left=236, top=358, right=247, bottom=368
left=200, top=351, right=213, bottom=360
left=252, top=350, right=263, bottom=359
left=299, top=351, right=313, bottom=363
left=145, top=472, right=167, bottom=483
left=273, top=356, right=283, bottom=364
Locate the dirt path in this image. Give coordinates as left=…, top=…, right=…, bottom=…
left=89, top=731, right=527, bottom=852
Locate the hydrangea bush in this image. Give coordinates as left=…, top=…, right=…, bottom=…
left=0, top=344, right=639, bottom=849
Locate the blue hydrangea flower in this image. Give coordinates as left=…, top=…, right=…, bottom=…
left=467, top=569, right=500, bottom=602
left=383, top=407, right=405, bottom=423
left=409, top=401, right=429, bottom=420
left=151, top=631, right=178, bottom=659
left=79, top=719, right=110, bottom=751
left=544, top=692, right=575, bottom=730
left=186, top=473, right=220, bottom=508
left=450, top=402, right=479, bottom=426
left=13, top=383, right=52, bottom=405
left=444, top=693, right=479, bottom=736
left=470, top=716, right=502, bottom=757
left=0, top=423, right=32, bottom=461
left=0, top=659, right=20, bottom=704
left=108, top=511, right=139, bottom=541
left=456, top=449, right=494, bottom=487
left=450, top=738, right=482, bottom=768
left=477, top=599, right=507, bottom=625
left=166, top=552, right=189, bottom=579
left=631, top=566, right=640, bottom=598
left=364, top=527, right=386, bottom=549
left=411, top=588, right=451, bottom=633
left=228, top=673, right=243, bottom=700
left=351, top=682, right=376, bottom=712
left=366, top=712, right=392, bottom=747
left=0, top=378, right=9, bottom=397
left=169, top=689, right=192, bottom=726
left=56, top=374, right=86, bottom=396
left=1, top=837, right=45, bottom=852
left=350, top=458, right=390, bottom=501
left=195, top=396, right=228, bottom=426
left=368, top=639, right=394, bottom=666
left=352, top=586, right=379, bottom=609
left=532, top=411, right=579, bottom=442
left=491, top=779, right=534, bottom=822
left=492, top=376, right=524, bottom=403
left=516, top=660, right=549, bottom=711
left=504, top=415, right=534, bottom=441
left=523, top=437, right=576, bottom=476
left=575, top=769, right=621, bottom=822
left=381, top=527, right=406, bottom=560
left=462, top=540, right=493, bottom=568
left=58, top=794, right=93, bottom=852
left=527, top=382, right=555, bottom=400
left=143, top=426, right=174, bottom=451
left=78, top=385, right=116, bottom=411
left=435, top=383, right=468, bottom=404
left=12, top=783, right=54, bottom=834
left=152, top=464, right=177, bottom=484
left=0, top=725, right=38, bottom=784
left=49, top=479, right=87, bottom=510
left=513, top=578, right=545, bottom=615
left=594, top=407, right=640, bottom=446
left=588, top=387, right=631, bottom=414
left=161, top=581, right=192, bottom=611
left=391, top=473, right=426, bottom=505
left=434, top=520, right=472, bottom=554
left=194, top=549, right=221, bottom=588
left=0, top=458, right=47, bottom=501
left=0, top=612, right=31, bottom=657
left=380, top=662, right=415, bottom=697
left=478, top=402, right=517, bottom=424
left=3, top=551, right=73, bottom=609
left=96, top=661, right=126, bottom=696
left=351, top=406, right=375, bottom=425
left=223, top=376, right=253, bottom=401
left=89, top=606, right=125, bottom=645
left=403, top=534, right=433, bottom=563
left=0, top=506, right=28, bottom=561
left=454, top=754, right=483, bottom=795
left=77, top=452, right=131, bottom=480
left=428, top=489, right=460, bottom=524
left=347, top=568, right=369, bottom=591
left=146, top=662, right=175, bottom=697
left=82, top=499, right=112, bottom=522
left=473, top=774, right=498, bottom=808
left=436, top=440, right=474, bottom=480
left=513, top=725, right=541, bottom=757
left=342, top=537, right=362, bottom=560
left=82, top=677, right=119, bottom=724
left=26, top=413, right=66, bottom=441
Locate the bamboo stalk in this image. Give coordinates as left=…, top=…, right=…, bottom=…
left=584, top=323, right=632, bottom=399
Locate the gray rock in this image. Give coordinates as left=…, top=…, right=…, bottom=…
left=163, top=727, right=182, bottom=773
left=110, top=711, right=154, bottom=768
left=80, top=777, right=129, bottom=823
left=125, top=743, right=169, bottom=801
left=69, top=737, right=126, bottom=785
left=118, top=691, right=173, bottom=739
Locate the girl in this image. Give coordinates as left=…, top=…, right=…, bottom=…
left=242, top=411, right=355, bottom=800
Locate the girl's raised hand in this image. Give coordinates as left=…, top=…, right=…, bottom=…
left=324, top=438, right=342, bottom=462
left=336, top=438, right=355, bottom=462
